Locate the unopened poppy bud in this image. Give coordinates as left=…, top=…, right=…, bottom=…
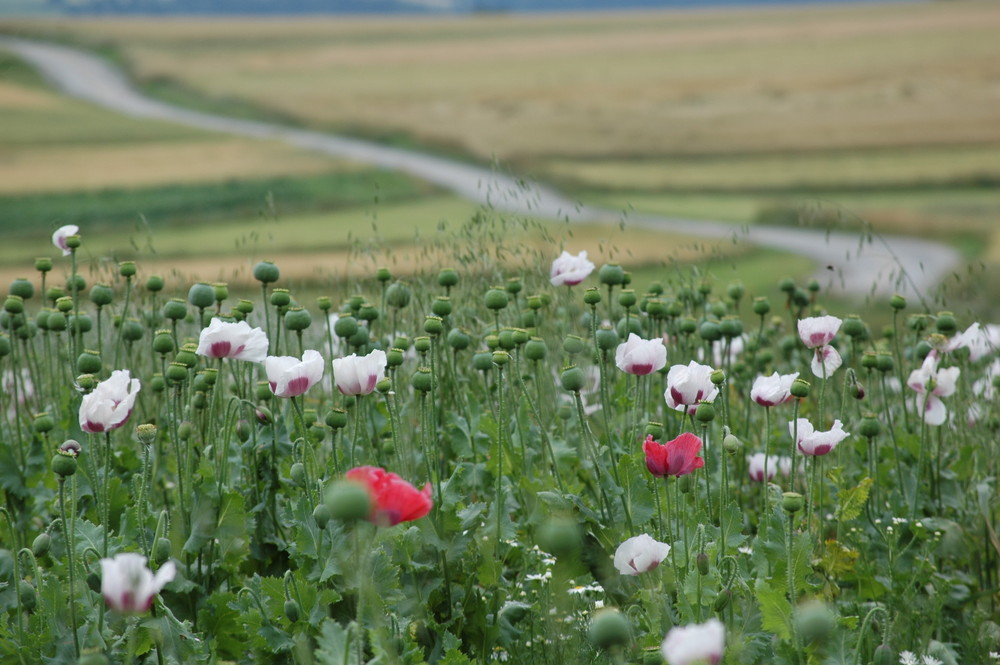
left=35, top=257, right=53, bottom=273
left=253, top=261, right=280, bottom=284
left=135, top=423, right=157, bottom=445
left=782, top=492, right=804, bottom=513
left=492, top=350, right=511, bottom=366
left=852, top=382, right=865, bottom=400
left=563, top=335, right=585, bottom=355
left=713, top=588, right=732, bottom=612
left=598, top=264, right=625, bottom=287
left=178, top=422, right=192, bottom=441
left=312, top=503, right=332, bottom=529
left=86, top=571, right=101, bottom=594
left=583, top=287, right=602, bottom=306
left=790, top=378, right=810, bottom=399
left=236, top=419, right=252, bottom=442
left=32, top=532, right=51, bottom=557
left=325, top=408, right=349, bottom=430
left=290, top=462, right=306, bottom=486
left=270, top=289, right=291, bottom=308
left=52, top=451, right=77, bottom=477
left=256, top=406, right=273, bottom=425
left=539, top=517, right=581, bottom=558
left=560, top=365, right=586, bottom=392
left=678, top=475, right=693, bottom=494
left=18, top=581, right=36, bottom=612
left=588, top=608, right=630, bottom=649
left=794, top=601, right=836, bottom=645
left=411, top=367, right=433, bottom=392
left=723, top=433, right=741, bottom=454
left=153, top=537, right=172, bottom=566
left=873, top=645, right=895, bottom=665
left=188, top=282, right=214, bottom=309
left=696, top=552, right=709, bottom=575
left=145, top=275, right=164, bottom=292
left=33, top=412, right=54, bottom=433
left=935, top=311, right=957, bottom=335
left=324, top=479, right=372, bottom=521
left=695, top=402, right=715, bottom=423
left=484, top=287, right=508, bottom=311
left=284, top=306, right=312, bottom=332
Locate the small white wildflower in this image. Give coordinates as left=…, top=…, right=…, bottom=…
left=989, top=651, right=1000, bottom=660
left=738, top=546, right=753, bottom=555
left=899, top=651, right=918, bottom=665
left=921, top=656, right=942, bottom=665
left=594, top=600, right=604, bottom=609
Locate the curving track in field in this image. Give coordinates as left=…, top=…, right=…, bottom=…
left=0, top=36, right=962, bottom=300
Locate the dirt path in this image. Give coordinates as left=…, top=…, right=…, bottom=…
left=0, top=36, right=962, bottom=300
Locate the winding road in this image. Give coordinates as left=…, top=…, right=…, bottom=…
left=1, top=36, right=961, bottom=299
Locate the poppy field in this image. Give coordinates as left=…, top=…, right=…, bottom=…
left=0, top=222, right=998, bottom=665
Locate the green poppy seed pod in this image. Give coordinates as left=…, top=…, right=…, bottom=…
left=485, top=334, right=499, bottom=350
left=583, top=287, right=602, bottom=306
left=54, top=296, right=72, bottom=313
left=253, top=260, right=280, bottom=284
left=16, top=321, right=37, bottom=341
left=32, top=532, right=51, bottom=558
left=616, top=316, right=642, bottom=339
left=713, top=588, right=732, bottom=612
left=875, top=351, right=894, bottom=373
left=560, top=365, right=586, bottom=392
left=695, top=401, right=715, bottom=423
left=859, top=414, right=881, bottom=439
left=76, top=373, right=97, bottom=392
left=10, top=278, right=34, bottom=300
left=270, top=288, right=291, bottom=308
left=284, top=306, right=312, bottom=332
left=153, top=537, right=172, bottom=566
left=424, top=316, right=444, bottom=336
left=563, top=334, right=585, bottom=356
left=386, top=347, right=405, bottom=367
left=472, top=351, right=493, bottom=372
left=149, top=373, right=165, bottom=393
left=187, top=282, right=214, bottom=309
left=914, top=340, right=932, bottom=361
left=376, top=377, right=392, bottom=394
left=677, top=317, right=696, bottom=335
left=484, top=287, right=508, bottom=311
left=511, top=328, right=529, bottom=346
left=437, top=268, right=459, bottom=289
left=699, top=320, right=722, bottom=342
left=598, top=263, right=625, bottom=287
left=519, top=310, right=535, bottom=328
left=68, top=314, right=92, bottom=334
left=527, top=294, right=544, bottom=310
left=790, top=378, right=810, bottom=399
left=290, top=462, right=306, bottom=487
left=842, top=314, right=865, bottom=338
left=752, top=296, right=771, bottom=316
left=325, top=479, right=372, bottom=522
left=161, top=298, right=186, bottom=321
left=122, top=319, right=144, bottom=342
left=333, top=315, right=359, bottom=339
left=596, top=327, right=619, bottom=351
left=664, top=299, right=682, bottom=318
left=645, top=421, right=664, bottom=439
left=935, top=311, right=957, bottom=335
left=18, top=581, right=36, bottom=612
left=696, top=552, right=710, bottom=575
left=524, top=338, right=547, bottom=361
left=4, top=295, right=23, bottom=315
left=720, top=316, right=743, bottom=338
left=35, top=257, right=53, bottom=273
left=385, top=281, right=412, bottom=309
left=588, top=608, right=630, bottom=650
left=165, top=362, right=188, bottom=385
left=792, top=289, right=810, bottom=309
left=35, top=309, right=50, bottom=331
left=794, top=601, right=837, bottom=645
left=806, top=278, right=820, bottom=293
left=873, top=645, right=895, bottom=665
left=727, top=281, right=745, bottom=302
left=358, top=303, right=379, bottom=322
left=145, top=274, right=164, bottom=292
left=506, top=277, right=522, bottom=295
left=347, top=295, right=364, bottom=312
left=710, top=369, right=726, bottom=386
left=208, top=282, right=227, bottom=303
left=375, top=266, right=392, bottom=283
left=90, top=282, right=115, bottom=307
left=557, top=403, right=573, bottom=420
left=539, top=516, right=581, bottom=558
left=130, top=423, right=156, bottom=447
left=76, top=350, right=102, bottom=375
left=778, top=277, right=796, bottom=294
left=710, top=301, right=727, bottom=319
left=0, top=334, right=9, bottom=357
left=618, top=289, right=637, bottom=308
left=178, top=421, right=193, bottom=441
left=646, top=298, right=666, bottom=319
left=492, top=350, right=511, bottom=366
left=782, top=491, right=804, bottom=513
left=152, top=330, right=175, bottom=355
left=411, top=367, right=434, bottom=392
left=497, top=329, right=515, bottom=350
left=414, top=336, right=432, bottom=354
left=859, top=351, right=877, bottom=371
left=33, top=412, right=54, bottom=433
left=175, top=345, right=198, bottom=369
left=431, top=296, right=452, bottom=317
left=46, top=284, right=65, bottom=302
left=66, top=274, right=85, bottom=294
left=446, top=328, right=470, bottom=351
left=52, top=451, right=77, bottom=477
left=723, top=433, right=741, bottom=454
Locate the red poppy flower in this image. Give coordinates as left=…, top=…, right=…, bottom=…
left=643, top=433, right=705, bottom=478
left=345, top=466, right=433, bottom=526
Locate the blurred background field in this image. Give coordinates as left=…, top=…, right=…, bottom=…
left=1, top=0, right=999, bottom=314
